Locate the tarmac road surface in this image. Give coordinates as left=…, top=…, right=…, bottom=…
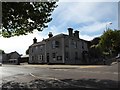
left=0, top=62, right=119, bottom=89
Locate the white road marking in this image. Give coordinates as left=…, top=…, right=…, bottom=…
left=29, top=73, right=95, bottom=88
left=29, top=73, right=57, bottom=80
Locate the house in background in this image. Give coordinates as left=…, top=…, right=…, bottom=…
left=29, top=28, right=89, bottom=65
left=20, top=55, right=29, bottom=63
left=1, top=51, right=21, bottom=64
left=7, top=51, right=21, bottom=64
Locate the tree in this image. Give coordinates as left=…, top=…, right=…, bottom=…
left=91, top=37, right=100, bottom=45
left=89, top=37, right=101, bottom=57
left=87, top=37, right=102, bottom=64
left=26, top=48, right=29, bottom=55
left=99, top=29, right=120, bottom=56
left=111, top=30, right=120, bottom=54
left=1, top=1, right=58, bottom=38
left=0, top=49, right=5, bottom=54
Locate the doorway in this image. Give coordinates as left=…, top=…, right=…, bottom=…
left=47, top=53, right=49, bottom=64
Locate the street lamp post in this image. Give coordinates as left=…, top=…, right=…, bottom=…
left=106, top=22, right=112, bottom=31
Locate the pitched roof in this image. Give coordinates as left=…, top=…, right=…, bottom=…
left=30, top=40, right=46, bottom=47
left=44, top=34, right=68, bottom=41
left=30, top=33, right=90, bottom=47
left=7, top=51, right=20, bottom=56
left=30, top=34, right=67, bottom=47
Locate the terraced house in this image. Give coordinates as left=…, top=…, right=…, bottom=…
left=29, top=28, right=89, bottom=64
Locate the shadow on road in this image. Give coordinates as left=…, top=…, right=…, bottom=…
left=2, top=78, right=119, bottom=90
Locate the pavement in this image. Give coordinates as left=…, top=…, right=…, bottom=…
left=21, top=63, right=109, bottom=69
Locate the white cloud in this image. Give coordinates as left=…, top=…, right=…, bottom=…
left=78, top=22, right=109, bottom=33
left=52, top=2, right=117, bottom=27
left=0, top=27, right=64, bottom=55
left=51, top=2, right=118, bottom=35
left=0, top=31, right=47, bottom=55
left=80, top=34, right=101, bottom=41
left=53, top=2, right=97, bottom=24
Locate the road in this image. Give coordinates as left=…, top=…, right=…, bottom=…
left=0, top=62, right=119, bottom=85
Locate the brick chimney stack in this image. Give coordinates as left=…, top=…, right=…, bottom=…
left=74, top=30, right=79, bottom=39
left=48, top=32, right=53, bottom=38
left=68, top=28, right=73, bottom=37
left=33, top=37, right=37, bottom=44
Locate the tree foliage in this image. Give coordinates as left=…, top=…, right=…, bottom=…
left=26, top=48, right=29, bottom=55
left=1, top=1, right=58, bottom=38
left=89, top=37, right=102, bottom=60
left=89, top=29, right=120, bottom=60
left=0, top=49, right=5, bottom=54
left=89, top=45, right=102, bottom=58
left=91, top=37, right=100, bottom=45
left=99, top=29, right=120, bottom=55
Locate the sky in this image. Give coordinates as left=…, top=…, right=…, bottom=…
left=0, top=0, right=119, bottom=55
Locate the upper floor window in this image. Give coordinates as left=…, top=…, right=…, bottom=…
left=52, top=40, right=59, bottom=48
left=82, top=42, right=84, bottom=49
left=74, top=41, right=77, bottom=48
left=35, top=46, right=38, bottom=50
left=52, top=53, right=56, bottom=58
left=31, top=48, right=33, bottom=53
left=40, top=45, right=43, bottom=48
left=71, top=40, right=77, bottom=48
left=39, top=45, right=43, bottom=51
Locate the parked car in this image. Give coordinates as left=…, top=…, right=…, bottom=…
left=116, top=53, right=120, bottom=62
left=0, top=63, right=2, bottom=66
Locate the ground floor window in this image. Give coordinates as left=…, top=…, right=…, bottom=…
left=32, top=56, right=34, bottom=61
left=57, top=56, right=62, bottom=61
left=65, top=52, right=69, bottom=60
left=75, top=52, right=78, bottom=60
left=38, top=55, right=43, bottom=61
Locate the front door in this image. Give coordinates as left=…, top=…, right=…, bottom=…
left=47, top=53, right=49, bottom=64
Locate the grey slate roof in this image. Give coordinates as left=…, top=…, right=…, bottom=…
left=30, top=33, right=90, bottom=47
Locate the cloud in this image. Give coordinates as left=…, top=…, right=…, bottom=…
left=50, top=2, right=118, bottom=35
left=52, top=2, right=97, bottom=24
left=78, top=22, right=108, bottom=34
left=0, top=27, right=64, bottom=55
left=0, top=31, right=47, bottom=55
left=51, top=1, right=118, bottom=33
left=80, top=34, right=101, bottom=41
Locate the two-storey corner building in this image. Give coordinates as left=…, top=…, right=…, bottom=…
left=29, top=28, right=89, bottom=64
